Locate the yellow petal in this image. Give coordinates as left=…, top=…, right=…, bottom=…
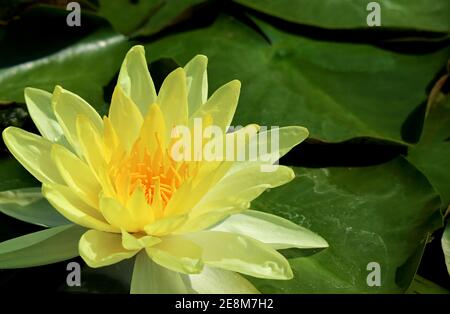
left=193, top=165, right=295, bottom=216
left=125, top=186, right=154, bottom=227
left=229, top=126, right=309, bottom=173
left=189, top=266, right=260, bottom=294
left=24, top=87, right=67, bottom=145
left=2, top=127, right=64, bottom=184
left=163, top=161, right=232, bottom=217
left=185, top=231, right=293, bottom=280
left=52, top=86, right=103, bottom=155
left=157, top=67, right=188, bottom=139
left=145, top=235, right=203, bottom=274
left=42, top=183, right=117, bottom=232
left=212, top=210, right=329, bottom=249
left=144, top=215, right=188, bottom=236
left=51, top=144, right=101, bottom=209
left=190, top=80, right=240, bottom=132
left=79, top=229, right=138, bottom=268
left=76, top=114, right=107, bottom=179
left=102, top=116, right=119, bottom=160
left=184, top=55, right=208, bottom=115
left=99, top=196, right=141, bottom=232
left=109, top=85, right=144, bottom=152
left=117, top=45, right=157, bottom=115
left=131, top=251, right=192, bottom=294
left=138, top=103, right=167, bottom=156
left=175, top=209, right=239, bottom=234
left=121, top=229, right=161, bottom=251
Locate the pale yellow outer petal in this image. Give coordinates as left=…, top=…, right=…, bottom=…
left=189, top=80, right=240, bottom=132
left=51, top=144, right=101, bottom=209
left=184, top=231, right=293, bottom=280
left=228, top=126, right=309, bottom=174
left=24, top=87, right=67, bottom=145
left=79, top=229, right=138, bottom=268
left=189, top=266, right=260, bottom=294
left=42, top=183, right=117, bottom=233
left=131, top=251, right=193, bottom=294
left=2, top=127, right=65, bottom=184
left=109, top=85, right=144, bottom=152
left=146, top=235, right=203, bottom=274
left=117, top=45, right=157, bottom=115
left=52, top=86, right=103, bottom=155
left=212, top=210, right=329, bottom=249
left=184, top=55, right=208, bottom=115
left=157, top=67, right=188, bottom=139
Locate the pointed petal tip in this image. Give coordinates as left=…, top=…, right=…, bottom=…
left=230, top=79, right=241, bottom=89
left=52, top=85, right=63, bottom=94
left=24, top=86, right=40, bottom=96
left=128, top=45, right=145, bottom=54
left=193, top=54, right=208, bottom=64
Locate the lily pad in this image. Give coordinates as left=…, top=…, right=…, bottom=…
left=250, top=157, right=441, bottom=293
left=0, top=28, right=131, bottom=111
left=146, top=15, right=449, bottom=143
left=98, top=0, right=207, bottom=36
left=234, top=0, right=450, bottom=32
left=407, top=77, right=450, bottom=209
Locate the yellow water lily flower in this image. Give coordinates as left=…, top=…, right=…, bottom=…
left=2, top=45, right=328, bottom=293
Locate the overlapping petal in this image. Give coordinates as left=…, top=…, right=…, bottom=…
left=79, top=229, right=138, bottom=268
left=117, top=45, right=157, bottom=115
left=184, top=231, right=293, bottom=279
left=213, top=210, right=329, bottom=249
left=2, top=127, right=65, bottom=184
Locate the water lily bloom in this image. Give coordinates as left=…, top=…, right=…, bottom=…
left=2, top=45, right=328, bottom=293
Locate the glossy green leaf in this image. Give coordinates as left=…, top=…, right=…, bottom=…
left=98, top=0, right=207, bottom=36
left=0, top=28, right=131, bottom=110
left=408, top=91, right=450, bottom=209
left=235, top=0, right=450, bottom=32
left=0, top=187, right=70, bottom=227
left=0, top=224, right=85, bottom=268
left=146, top=15, right=449, bottom=143
left=250, top=157, right=441, bottom=293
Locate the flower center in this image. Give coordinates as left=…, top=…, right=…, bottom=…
left=110, top=133, right=194, bottom=209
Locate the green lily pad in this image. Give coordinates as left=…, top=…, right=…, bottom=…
left=0, top=28, right=131, bottom=111
left=250, top=157, right=441, bottom=293
left=145, top=15, right=449, bottom=143
left=407, top=79, right=450, bottom=209
left=98, top=0, right=207, bottom=36
left=234, top=0, right=450, bottom=32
